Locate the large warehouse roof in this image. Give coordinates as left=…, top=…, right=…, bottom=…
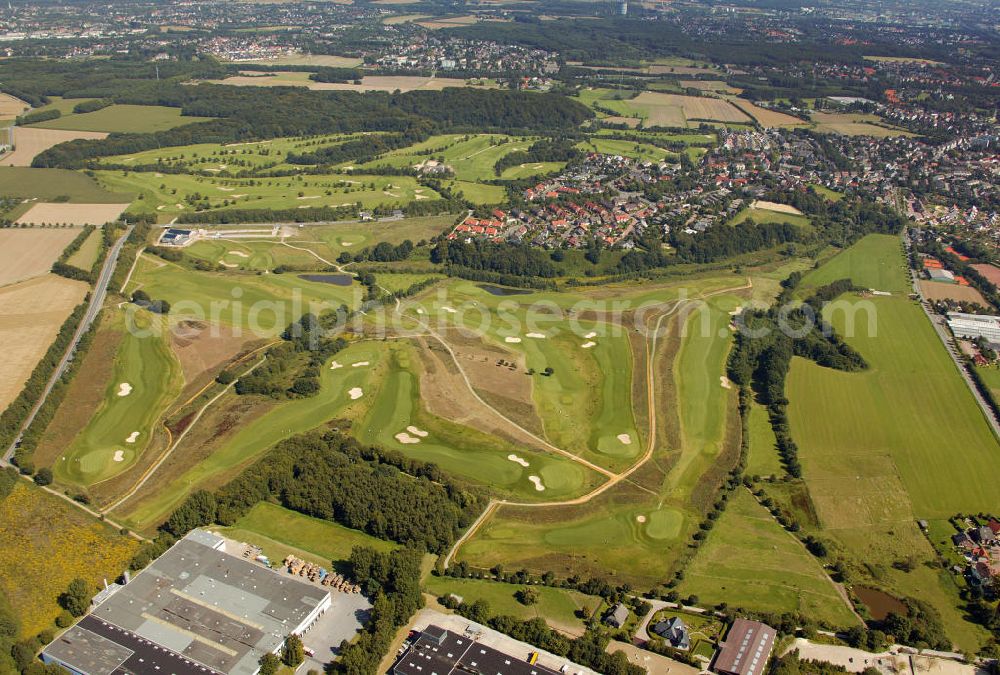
left=42, top=530, right=330, bottom=675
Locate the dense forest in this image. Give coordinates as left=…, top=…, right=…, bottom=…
left=20, top=65, right=592, bottom=169
left=161, top=429, right=482, bottom=553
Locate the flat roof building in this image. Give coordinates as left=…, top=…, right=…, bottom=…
left=42, top=530, right=331, bottom=675
left=393, top=625, right=562, bottom=675
left=714, top=618, right=777, bottom=675
left=947, top=312, right=1000, bottom=345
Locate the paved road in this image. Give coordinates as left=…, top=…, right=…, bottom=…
left=2, top=225, right=134, bottom=466
left=903, top=232, right=1000, bottom=439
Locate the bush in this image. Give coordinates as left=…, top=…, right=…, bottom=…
left=33, top=467, right=53, bottom=486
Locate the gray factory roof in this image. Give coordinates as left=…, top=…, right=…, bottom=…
left=45, top=530, right=329, bottom=675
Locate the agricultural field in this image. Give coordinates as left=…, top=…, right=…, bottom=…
left=215, top=501, right=396, bottom=568
left=0, top=167, right=131, bottom=202
left=424, top=576, right=596, bottom=636
left=65, top=227, right=104, bottom=269
left=0, top=227, right=82, bottom=286
left=728, top=98, right=807, bottom=128
left=678, top=490, right=858, bottom=627
left=745, top=401, right=781, bottom=478
left=54, top=309, right=183, bottom=486
left=627, top=92, right=750, bottom=127
left=0, top=92, right=29, bottom=121
left=785, top=234, right=1000, bottom=649
left=213, top=72, right=484, bottom=92
left=797, top=233, right=911, bottom=295
left=15, top=202, right=129, bottom=226
left=810, top=112, right=914, bottom=138
left=0, top=481, right=137, bottom=638
left=30, top=105, right=214, bottom=134
left=918, top=280, right=987, bottom=305
left=0, top=127, right=108, bottom=166
left=0, top=274, right=88, bottom=410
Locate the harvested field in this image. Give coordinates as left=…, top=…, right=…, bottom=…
left=0, top=274, right=88, bottom=410
left=16, top=202, right=129, bottom=226
left=811, top=112, right=913, bottom=137
left=919, top=280, right=987, bottom=305
left=971, top=263, right=1000, bottom=286
left=750, top=200, right=804, bottom=215
left=382, top=13, right=430, bottom=24
left=628, top=92, right=749, bottom=127
left=417, top=14, right=478, bottom=29
left=729, top=98, right=806, bottom=127
left=0, top=127, right=107, bottom=166
left=0, top=93, right=29, bottom=121
left=680, top=80, right=740, bottom=93
left=215, top=73, right=481, bottom=92
left=0, top=227, right=82, bottom=286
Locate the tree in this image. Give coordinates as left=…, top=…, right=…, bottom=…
left=515, top=587, right=539, bottom=606
left=131, top=289, right=150, bottom=304
left=33, top=467, right=53, bottom=486
left=282, top=634, right=305, bottom=667
left=59, top=578, right=93, bottom=617
left=259, top=652, right=281, bottom=675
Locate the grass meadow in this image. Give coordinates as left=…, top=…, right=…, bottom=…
left=678, top=489, right=859, bottom=627
left=424, top=575, right=596, bottom=635
left=215, top=501, right=396, bottom=567
left=784, top=233, right=998, bottom=649
left=0, top=167, right=132, bottom=202
left=31, top=105, right=213, bottom=134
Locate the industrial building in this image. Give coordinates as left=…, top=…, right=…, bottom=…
left=41, top=530, right=331, bottom=675
left=947, top=312, right=1000, bottom=346
left=393, top=625, right=561, bottom=675
left=713, top=618, right=777, bottom=675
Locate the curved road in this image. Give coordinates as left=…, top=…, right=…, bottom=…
left=2, top=225, right=134, bottom=466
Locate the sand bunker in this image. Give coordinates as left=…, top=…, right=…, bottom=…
left=528, top=475, right=545, bottom=491
left=584, top=331, right=597, bottom=339
left=351, top=361, right=370, bottom=367
left=330, top=361, right=343, bottom=370
left=636, top=515, right=647, bottom=523
left=581, top=341, right=596, bottom=349
left=112, top=450, right=125, bottom=462
left=228, top=250, right=250, bottom=258
left=348, top=387, right=363, bottom=400
left=441, top=306, right=457, bottom=313
left=394, top=432, right=421, bottom=444
left=219, top=261, right=238, bottom=268
left=125, top=431, right=140, bottom=444
left=617, top=433, right=632, bottom=445
left=406, top=425, right=428, bottom=437
left=526, top=332, right=546, bottom=339
left=507, top=453, right=530, bottom=467
left=720, top=376, right=732, bottom=389
left=117, top=383, right=133, bottom=397
left=504, top=337, right=522, bottom=344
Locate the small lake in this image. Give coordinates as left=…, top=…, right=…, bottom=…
left=855, top=587, right=907, bottom=620
left=476, top=284, right=533, bottom=297
left=299, top=274, right=353, bottom=287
